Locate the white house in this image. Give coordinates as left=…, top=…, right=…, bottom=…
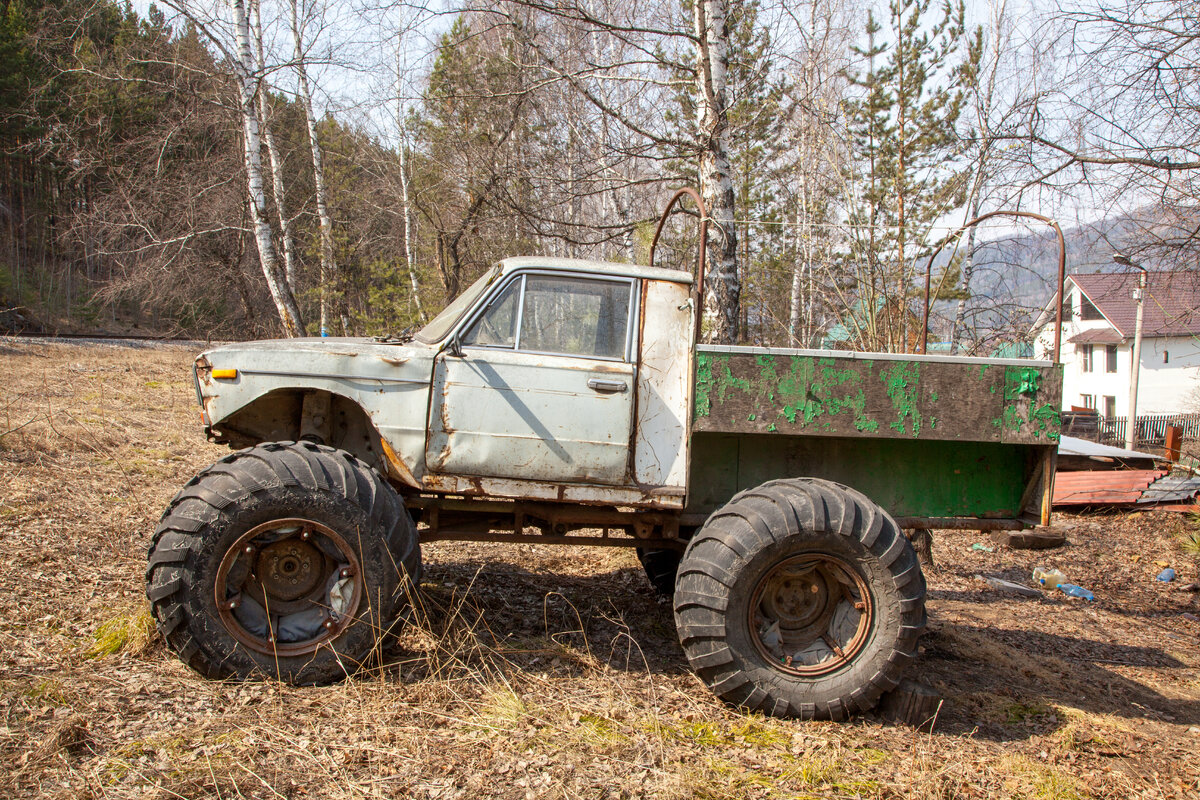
left=1032, top=271, right=1200, bottom=416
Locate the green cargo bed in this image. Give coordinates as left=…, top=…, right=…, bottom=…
left=686, top=346, right=1062, bottom=528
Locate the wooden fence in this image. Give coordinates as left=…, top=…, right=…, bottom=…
left=1096, top=414, right=1200, bottom=448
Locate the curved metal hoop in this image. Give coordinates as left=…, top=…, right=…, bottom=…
left=649, top=188, right=709, bottom=342
left=920, top=210, right=1067, bottom=362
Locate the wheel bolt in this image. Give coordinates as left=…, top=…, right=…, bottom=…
left=339, top=567, right=354, bottom=578
left=244, top=545, right=254, bottom=554
left=300, top=530, right=310, bottom=541
left=323, top=619, right=335, bottom=630
left=226, top=600, right=238, bottom=610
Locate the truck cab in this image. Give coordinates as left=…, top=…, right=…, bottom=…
left=196, top=257, right=697, bottom=518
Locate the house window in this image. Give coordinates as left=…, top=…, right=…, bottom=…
left=1081, top=297, right=1104, bottom=320
left=1103, top=396, right=1116, bottom=418
left=1080, top=344, right=1094, bottom=372
left=1080, top=394, right=1095, bottom=409
left=1106, top=344, right=1118, bottom=373
left=1164, top=351, right=1170, bottom=364
left=1060, top=293, right=1072, bottom=323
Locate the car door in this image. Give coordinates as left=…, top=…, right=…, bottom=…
left=426, top=271, right=637, bottom=486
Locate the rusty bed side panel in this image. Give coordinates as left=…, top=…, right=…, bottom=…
left=692, top=349, right=1062, bottom=446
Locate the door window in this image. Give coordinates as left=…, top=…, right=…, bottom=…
left=462, top=273, right=633, bottom=360
left=462, top=278, right=521, bottom=348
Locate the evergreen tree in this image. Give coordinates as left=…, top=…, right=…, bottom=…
left=842, top=0, right=980, bottom=352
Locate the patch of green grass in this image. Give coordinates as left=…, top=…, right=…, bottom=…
left=1002, top=756, right=1086, bottom=800
left=1005, top=701, right=1052, bottom=724
left=479, top=688, right=531, bottom=729
left=1179, top=525, right=1200, bottom=557
left=685, top=758, right=777, bottom=799
left=855, top=746, right=889, bottom=766
left=4, top=677, right=74, bottom=707
left=86, top=608, right=155, bottom=659
left=574, top=712, right=629, bottom=748
left=654, top=715, right=790, bottom=750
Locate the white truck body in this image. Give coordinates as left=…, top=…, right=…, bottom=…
left=196, top=257, right=695, bottom=510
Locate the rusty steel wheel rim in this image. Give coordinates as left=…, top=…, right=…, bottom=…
left=748, top=553, right=874, bottom=677
left=214, top=518, right=363, bottom=657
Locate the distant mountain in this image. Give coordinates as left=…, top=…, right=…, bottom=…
left=928, top=206, right=1200, bottom=345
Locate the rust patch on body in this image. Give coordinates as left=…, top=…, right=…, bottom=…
left=378, top=437, right=420, bottom=489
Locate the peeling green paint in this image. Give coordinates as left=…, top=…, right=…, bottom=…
left=1004, top=367, right=1042, bottom=399
left=718, top=357, right=750, bottom=401
left=1030, top=404, right=1061, bottom=441
left=695, top=352, right=713, bottom=417
left=880, top=361, right=923, bottom=436
left=692, top=349, right=1061, bottom=445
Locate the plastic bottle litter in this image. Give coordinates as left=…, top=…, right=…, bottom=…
left=1156, top=568, right=1176, bottom=582
left=977, top=574, right=1042, bottom=598
left=1058, top=583, right=1095, bottom=601
left=971, top=543, right=995, bottom=552
left=1032, top=566, right=1067, bottom=589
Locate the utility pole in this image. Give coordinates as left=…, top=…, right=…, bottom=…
left=1112, top=253, right=1146, bottom=451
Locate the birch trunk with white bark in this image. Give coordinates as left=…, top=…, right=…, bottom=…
left=397, top=122, right=424, bottom=323
left=252, top=0, right=299, bottom=295
left=232, top=0, right=303, bottom=336
left=694, top=0, right=740, bottom=344
left=290, top=0, right=340, bottom=335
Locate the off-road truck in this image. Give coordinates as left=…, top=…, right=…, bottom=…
left=148, top=200, right=1063, bottom=720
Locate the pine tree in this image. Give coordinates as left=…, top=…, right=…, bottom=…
left=842, top=0, right=979, bottom=352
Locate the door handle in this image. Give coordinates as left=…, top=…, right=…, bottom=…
left=587, top=378, right=628, bottom=393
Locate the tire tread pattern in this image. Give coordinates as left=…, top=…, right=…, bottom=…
left=146, top=441, right=420, bottom=683
left=673, top=478, right=926, bottom=720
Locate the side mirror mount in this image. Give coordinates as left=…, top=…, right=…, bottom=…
left=445, top=334, right=464, bottom=358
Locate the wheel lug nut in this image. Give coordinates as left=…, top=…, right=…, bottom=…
left=244, top=545, right=254, bottom=554
left=300, top=531, right=310, bottom=540
left=339, top=568, right=354, bottom=578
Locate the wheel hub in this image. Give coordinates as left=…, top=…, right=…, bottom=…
left=256, top=539, right=323, bottom=600
left=214, top=518, right=362, bottom=657
left=749, top=553, right=873, bottom=677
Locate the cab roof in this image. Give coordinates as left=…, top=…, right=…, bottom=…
left=498, top=256, right=694, bottom=285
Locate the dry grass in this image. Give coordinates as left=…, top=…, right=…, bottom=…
left=1, top=338, right=1198, bottom=799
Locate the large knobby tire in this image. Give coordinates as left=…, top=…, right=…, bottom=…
left=146, top=441, right=420, bottom=684
left=637, top=548, right=682, bottom=598
left=673, top=478, right=925, bottom=720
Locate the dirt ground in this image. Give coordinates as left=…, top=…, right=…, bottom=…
left=1, top=339, right=1198, bottom=800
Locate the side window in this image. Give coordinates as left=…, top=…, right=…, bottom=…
left=462, top=278, right=521, bottom=348
left=519, top=276, right=631, bottom=359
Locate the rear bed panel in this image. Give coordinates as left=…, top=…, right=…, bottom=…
left=688, top=347, right=1062, bottom=524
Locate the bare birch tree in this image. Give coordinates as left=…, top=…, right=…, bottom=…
left=252, top=0, right=300, bottom=296
left=289, top=0, right=342, bottom=334
left=232, top=0, right=304, bottom=335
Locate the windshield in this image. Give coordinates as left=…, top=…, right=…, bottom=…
left=416, top=265, right=503, bottom=343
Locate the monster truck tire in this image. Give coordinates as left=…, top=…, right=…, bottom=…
left=673, top=478, right=925, bottom=720
left=146, top=441, right=420, bottom=684
left=637, top=548, right=682, bottom=598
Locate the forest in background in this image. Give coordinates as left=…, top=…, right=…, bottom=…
left=1, top=0, right=1197, bottom=349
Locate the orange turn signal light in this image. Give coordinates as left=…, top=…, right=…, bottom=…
left=211, top=368, right=238, bottom=379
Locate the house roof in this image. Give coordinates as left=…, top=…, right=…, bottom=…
left=1067, top=327, right=1123, bottom=344
left=1072, top=271, right=1200, bottom=338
